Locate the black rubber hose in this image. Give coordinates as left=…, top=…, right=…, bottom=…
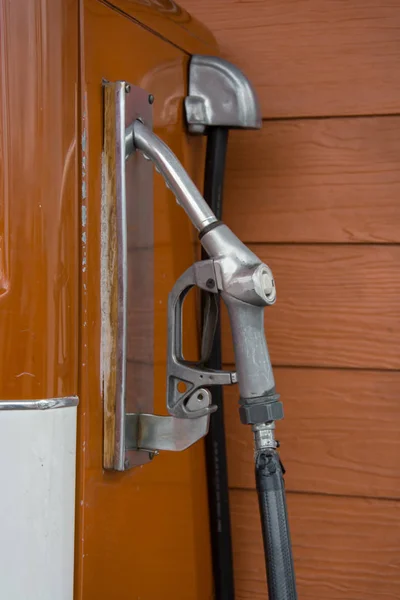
left=201, top=127, right=235, bottom=600
left=256, top=449, right=298, bottom=600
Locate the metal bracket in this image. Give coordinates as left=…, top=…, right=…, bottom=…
left=184, top=55, right=262, bottom=134
left=125, top=390, right=212, bottom=454
left=102, top=80, right=155, bottom=471
left=101, top=81, right=216, bottom=471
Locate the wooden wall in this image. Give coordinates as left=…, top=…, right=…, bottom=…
left=179, top=1, right=400, bottom=598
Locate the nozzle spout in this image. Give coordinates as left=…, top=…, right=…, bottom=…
left=127, top=120, right=217, bottom=232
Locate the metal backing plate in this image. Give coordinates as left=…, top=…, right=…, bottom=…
left=102, top=81, right=154, bottom=470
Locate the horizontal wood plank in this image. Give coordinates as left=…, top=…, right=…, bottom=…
left=224, top=118, right=400, bottom=243
left=178, top=0, right=400, bottom=118
left=231, top=490, right=400, bottom=600
left=224, top=368, right=400, bottom=498
left=222, top=245, right=400, bottom=369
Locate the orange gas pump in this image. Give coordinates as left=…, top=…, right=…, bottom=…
left=0, top=2, right=296, bottom=599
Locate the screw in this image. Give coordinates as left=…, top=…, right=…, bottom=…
left=198, top=393, right=204, bottom=401
left=149, top=450, right=159, bottom=460
left=206, top=278, right=215, bottom=289
left=125, top=84, right=131, bottom=93
left=148, top=94, right=154, bottom=104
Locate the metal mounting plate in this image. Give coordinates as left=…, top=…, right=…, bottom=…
left=102, top=81, right=154, bottom=470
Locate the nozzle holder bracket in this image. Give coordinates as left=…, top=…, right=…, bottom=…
left=185, top=55, right=262, bottom=134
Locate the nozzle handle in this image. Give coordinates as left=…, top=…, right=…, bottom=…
left=223, top=295, right=279, bottom=408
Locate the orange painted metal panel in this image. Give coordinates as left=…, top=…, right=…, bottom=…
left=101, top=0, right=216, bottom=55
left=0, top=0, right=78, bottom=399
left=75, top=2, right=214, bottom=598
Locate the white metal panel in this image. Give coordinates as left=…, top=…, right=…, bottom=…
left=0, top=406, right=77, bottom=600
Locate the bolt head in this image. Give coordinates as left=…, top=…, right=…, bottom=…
left=125, top=83, right=131, bottom=93
left=206, top=278, right=215, bottom=289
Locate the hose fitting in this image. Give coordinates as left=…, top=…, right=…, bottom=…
left=252, top=421, right=278, bottom=452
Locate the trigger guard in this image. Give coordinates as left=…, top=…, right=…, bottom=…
left=166, top=261, right=236, bottom=419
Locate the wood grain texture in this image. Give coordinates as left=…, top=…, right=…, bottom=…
left=224, top=117, right=400, bottom=243
left=178, top=0, right=400, bottom=118
left=224, top=368, right=400, bottom=498
left=101, top=84, right=118, bottom=470
left=222, top=245, right=400, bottom=369
left=231, top=490, right=400, bottom=600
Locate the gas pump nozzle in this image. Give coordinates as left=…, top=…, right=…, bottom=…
left=129, top=118, right=297, bottom=600
left=128, top=120, right=283, bottom=430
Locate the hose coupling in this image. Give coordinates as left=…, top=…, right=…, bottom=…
left=252, top=421, right=278, bottom=452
